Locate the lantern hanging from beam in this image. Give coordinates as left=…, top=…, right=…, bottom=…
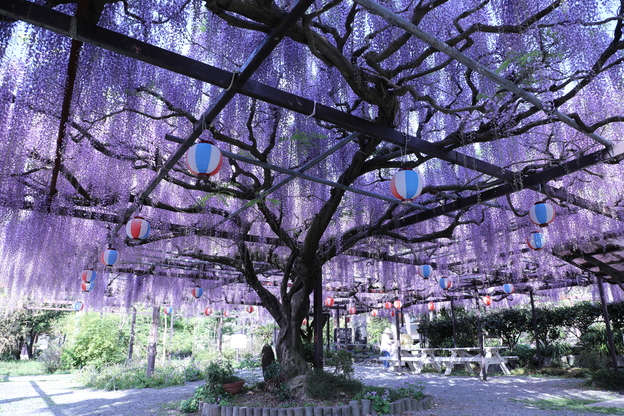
left=384, top=301, right=393, bottom=309
left=204, top=307, right=213, bottom=316
left=394, top=300, right=402, bottom=309
left=186, top=141, right=223, bottom=177
left=390, top=310, right=395, bottom=317
left=81, top=282, right=94, bottom=292
left=428, top=301, right=435, bottom=312
left=529, top=201, right=555, bottom=227
left=390, top=168, right=423, bottom=202
left=349, top=306, right=357, bottom=314
left=502, top=283, right=515, bottom=294
left=163, top=306, right=173, bottom=315
left=125, top=216, right=150, bottom=240
left=246, top=305, right=254, bottom=313
left=439, top=278, right=452, bottom=290
left=324, top=297, right=334, bottom=307
left=418, top=264, right=432, bottom=279
left=526, top=231, right=545, bottom=250
left=100, top=248, right=118, bottom=267
left=73, top=301, right=84, bottom=312
left=482, top=295, right=492, bottom=306
left=370, top=309, right=378, bottom=317
left=223, top=310, right=229, bottom=317
left=81, top=269, right=96, bottom=283
left=191, top=286, right=203, bottom=299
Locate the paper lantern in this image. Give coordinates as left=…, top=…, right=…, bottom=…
left=246, top=305, right=254, bottom=313
left=302, top=318, right=307, bottom=326
left=81, top=282, right=94, bottom=292
left=324, top=297, right=334, bottom=307
left=418, top=264, right=432, bottom=279
left=223, top=310, right=229, bottom=317
left=502, top=283, right=515, bottom=294
left=349, top=306, right=357, bottom=314
left=394, top=300, right=402, bottom=309
left=384, top=301, right=393, bottom=309
left=346, top=317, right=351, bottom=323
left=73, top=301, right=84, bottom=312
left=390, top=168, right=423, bottom=202
left=125, top=216, right=150, bottom=240
left=191, top=286, right=204, bottom=299
left=186, top=141, right=223, bottom=177
left=370, top=309, right=378, bottom=317
left=529, top=201, right=555, bottom=227
left=482, top=295, right=492, bottom=306
left=100, top=248, right=118, bottom=267
left=81, top=269, right=96, bottom=283
left=428, top=301, right=435, bottom=312
left=439, top=277, right=452, bottom=290
left=204, top=307, right=213, bottom=316
left=163, top=306, right=173, bottom=315
left=527, top=231, right=545, bottom=250
left=390, top=310, right=395, bottom=317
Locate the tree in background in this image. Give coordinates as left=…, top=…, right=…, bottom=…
left=0, top=308, right=65, bottom=360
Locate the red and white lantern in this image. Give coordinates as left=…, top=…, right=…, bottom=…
left=100, top=248, right=118, bottom=267
left=390, top=168, right=423, bottom=202
left=394, top=300, right=402, bottom=309
left=125, top=216, right=150, bottom=240
left=384, top=301, right=393, bottom=310
left=81, top=281, right=94, bottom=292
left=349, top=306, right=357, bottom=314
left=186, top=141, right=223, bottom=177
left=204, top=307, right=213, bottom=316
left=191, top=286, right=204, bottom=299
left=428, top=301, right=435, bottom=312
left=390, top=310, right=395, bottom=317
left=370, top=309, right=378, bottom=317
left=223, top=310, right=229, bottom=317
left=302, top=318, right=307, bottom=326
left=246, top=305, right=254, bottom=313
left=81, top=269, right=97, bottom=283
left=482, top=295, right=492, bottom=306
left=324, top=297, right=335, bottom=307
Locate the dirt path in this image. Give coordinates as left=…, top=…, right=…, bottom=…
left=0, top=374, right=202, bottom=415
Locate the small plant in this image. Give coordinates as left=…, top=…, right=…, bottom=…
left=306, top=369, right=363, bottom=400
left=38, top=344, right=63, bottom=374
left=324, top=349, right=354, bottom=377
left=276, top=383, right=293, bottom=402
left=362, top=389, right=391, bottom=415
left=396, top=381, right=425, bottom=401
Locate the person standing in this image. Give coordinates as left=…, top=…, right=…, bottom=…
left=380, top=327, right=394, bottom=369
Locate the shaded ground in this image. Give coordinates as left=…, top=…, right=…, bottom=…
left=1, top=365, right=623, bottom=415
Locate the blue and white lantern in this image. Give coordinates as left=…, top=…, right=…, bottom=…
left=526, top=231, right=545, bottom=250
left=186, top=141, right=223, bottom=177
left=73, top=301, right=84, bottom=312
left=81, top=281, right=94, bottom=292
left=126, top=216, right=150, bottom=240
left=439, top=277, right=452, bottom=290
left=100, top=248, right=119, bottom=267
left=390, top=169, right=423, bottom=202
left=418, top=264, right=432, bottom=279
left=191, top=286, right=203, bottom=299
left=81, top=269, right=97, bottom=283
left=529, top=201, right=555, bottom=227
left=502, top=283, right=515, bottom=294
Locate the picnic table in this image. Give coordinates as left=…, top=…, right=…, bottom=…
left=378, top=346, right=517, bottom=375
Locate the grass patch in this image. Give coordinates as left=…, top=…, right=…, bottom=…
left=0, top=360, right=49, bottom=376
left=516, top=397, right=624, bottom=415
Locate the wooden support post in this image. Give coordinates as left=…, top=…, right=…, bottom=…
left=597, top=276, right=619, bottom=372
left=313, top=272, right=323, bottom=370
left=146, top=305, right=160, bottom=378
left=217, top=317, right=223, bottom=356
left=530, top=290, right=542, bottom=367
left=162, top=313, right=168, bottom=364
left=343, top=306, right=348, bottom=350
left=127, top=306, right=136, bottom=361
left=394, top=306, right=402, bottom=371
left=474, top=294, right=486, bottom=381
left=450, top=296, right=458, bottom=348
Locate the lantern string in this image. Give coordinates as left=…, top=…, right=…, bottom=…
left=226, top=72, right=238, bottom=91
left=307, top=101, right=317, bottom=118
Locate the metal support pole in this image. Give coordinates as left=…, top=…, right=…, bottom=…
left=474, top=294, right=487, bottom=381
left=313, top=272, right=323, bottom=370
left=597, top=276, right=619, bottom=371
left=450, top=296, right=458, bottom=348
left=530, top=290, right=542, bottom=367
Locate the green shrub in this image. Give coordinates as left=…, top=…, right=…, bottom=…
left=38, top=344, right=63, bottom=373
left=306, top=369, right=363, bottom=400
left=324, top=349, right=354, bottom=377
left=590, top=368, right=624, bottom=390
left=62, top=314, right=127, bottom=369
left=510, top=344, right=536, bottom=367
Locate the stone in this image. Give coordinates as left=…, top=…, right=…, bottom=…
left=287, top=375, right=308, bottom=400
left=262, top=345, right=276, bottom=381
left=331, top=406, right=341, bottom=416
left=254, top=408, right=263, bottom=416
left=361, top=399, right=371, bottom=416
left=341, top=404, right=350, bottom=416
left=313, top=407, right=323, bottom=416
left=349, top=400, right=360, bottom=416
left=294, top=407, right=304, bottom=416
left=305, top=406, right=314, bottom=416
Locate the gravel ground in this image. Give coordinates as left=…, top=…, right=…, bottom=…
left=1, top=366, right=622, bottom=416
